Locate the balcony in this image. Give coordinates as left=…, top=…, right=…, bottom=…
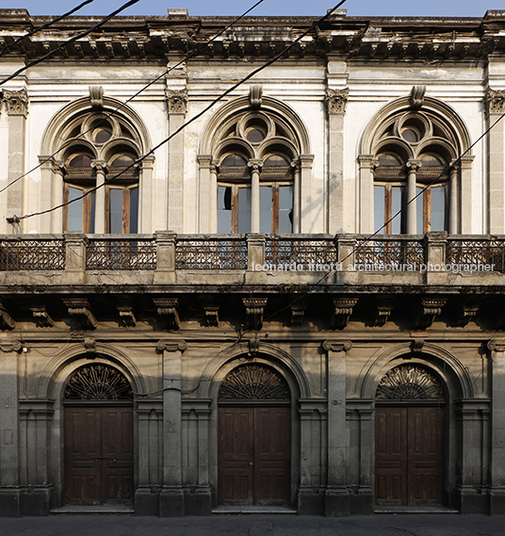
left=0, top=232, right=504, bottom=291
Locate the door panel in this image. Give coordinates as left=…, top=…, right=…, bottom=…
left=64, top=406, right=133, bottom=505
left=218, top=406, right=291, bottom=506
left=375, top=406, right=444, bottom=506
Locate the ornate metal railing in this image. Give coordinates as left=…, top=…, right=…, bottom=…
left=265, top=235, right=337, bottom=270
left=175, top=236, right=247, bottom=270
left=446, top=238, right=505, bottom=272
left=0, top=237, right=65, bottom=270
left=86, top=238, right=157, bottom=270
left=355, top=237, right=424, bottom=269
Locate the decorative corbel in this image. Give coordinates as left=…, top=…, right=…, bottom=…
left=89, top=86, right=104, bottom=109
left=243, top=297, right=268, bottom=330
left=325, top=88, right=349, bottom=115
left=156, top=339, right=187, bottom=353
left=154, top=297, right=180, bottom=330
left=456, top=302, right=480, bottom=327
left=0, top=340, right=22, bottom=353
left=290, top=297, right=309, bottom=327
left=30, top=306, right=54, bottom=327
left=410, top=85, right=426, bottom=109
left=63, top=298, right=97, bottom=330
left=0, top=302, right=15, bottom=330
left=249, top=85, right=262, bottom=108
left=415, top=297, right=446, bottom=330
left=165, top=89, right=188, bottom=114
left=322, top=340, right=352, bottom=353
left=117, top=305, right=136, bottom=327
left=202, top=304, right=219, bottom=327
left=83, top=337, right=96, bottom=355
left=331, top=297, right=358, bottom=330
left=410, top=338, right=424, bottom=354
left=374, top=298, right=394, bottom=327
left=248, top=337, right=260, bottom=357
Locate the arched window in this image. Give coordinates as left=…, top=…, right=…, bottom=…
left=61, top=113, right=141, bottom=234
left=373, top=112, right=452, bottom=235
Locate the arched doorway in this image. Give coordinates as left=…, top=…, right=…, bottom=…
left=375, top=364, right=446, bottom=506
left=218, top=363, right=291, bottom=506
left=63, top=363, right=134, bottom=506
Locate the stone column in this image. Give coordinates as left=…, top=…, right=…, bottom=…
left=140, top=155, right=155, bottom=233
left=159, top=340, right=186, bottom=517
left=291, top=159, right=301, bottom=233
left=197, top=156, right=212, bottom=233
left=299, top=155, right=315, bottom=233
left=487, top=341, right=505, bottom=514
left=406, top=160, right=422, bottom=235
left=248, top=159, right=262, bottom=233
left=91, top=160, right=107, bottom=233
left=323, top=340, right=352, bottom=516
left=166, top=89, right=187, bottom=234
left=0, top=342, right=21, bottom=516
left=460, top=155, right=474, bottom=234
left=357, top=156, right=378, bottom=234
left=485, top=89, right=505, bottom=234
left=37, top=156, right=54, bottom=233
left=4, top=89, right=28, bottom=234
left=326, top=89, right=348, bottom=234
left=50, top=159, right=65, bottom=233
left=449, top=161, right=459, bottom=234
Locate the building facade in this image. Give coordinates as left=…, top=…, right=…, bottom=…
left=1, top=8, right=505, bottom=516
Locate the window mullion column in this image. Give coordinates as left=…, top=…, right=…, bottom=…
left=449, top=162, right=459, bottom=234
left=91, top=160, right=107, bottom=234
left=292, top=159, right=301, bottom=233
left=248, top=159, right=262, bottom=233
left=406, top=160, right=421, bottom=234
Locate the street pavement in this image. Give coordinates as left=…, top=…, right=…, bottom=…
left=1, top=514, right=504, bottom=536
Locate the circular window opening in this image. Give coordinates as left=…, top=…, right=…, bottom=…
left=246, top=127, right=266, bottom=143
left=400, top=117, right=427, bottom=143
left=93, top=126, right=113, bottom=144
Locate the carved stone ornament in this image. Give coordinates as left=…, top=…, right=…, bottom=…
left=487, top=340, right=505, bottom=353
left=89, top=85, right=104, bottom=109
left=156, top=339, right=187, bottom=353
left=203, top=304, right=219, bottom=327
left=243, top=297, right=268, bottom=330
left=218, top=364, right=290, bottom=401
left=331, top=297, right=358, bottom=330
left=485, top=88, right=505, bottom=116
left=416, top=297, right=446, bottom=330
left=410, top=85, right=426, bottom=109
left=0, top=340, right=22, bottom=353
left=153, top=297, right=180, bottom=330
left=3, top=89, right=28, bottom=116
left=290, top=296, right=309, bottom=327
left=63, top=298, right=97, bottom=330
left=249, top=85, right=263, bottom=108
left=30, top=306, right=54, bottom=328
left=0, top=302, right=15, bottom=330
left=166, top=89, right=188, bottom=114
left=64, top=364, right=132, bottom=400
left=456, top=302, right=480, bottom=327
left=322, top=340, right=352, bottom=352
left=83, top=337, right=96, bottom=353
left=326, top=88, right=349, bottom=114
left=376, top=365, right=446, bottom=401
left=375, top=299, right=394, bottom=327
left=117, top=305, right=136, bottom=327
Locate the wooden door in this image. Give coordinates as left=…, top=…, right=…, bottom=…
left=64, top=405, right=133, bottom=505
left=375, top=406, right=444, bottom=506
left=218, top=406, right=291, bottom=506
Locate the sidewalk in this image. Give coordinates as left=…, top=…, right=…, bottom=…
left=1, top=514, right=504, bottom=536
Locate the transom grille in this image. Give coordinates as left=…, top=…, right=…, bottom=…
left=219, top=364, right=290, bottom=401
left=64, top=364, right=133, bottom=401
left=376, top=365, right=446, bottom=401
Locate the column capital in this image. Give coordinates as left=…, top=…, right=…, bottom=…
left=406, top=159, right=422, bottom=172
left=165, top=89, right=188, bottom=114
left=325, top=88, right=349, bottom=115
left=323, top=340, right=352, bottom=352
left=156, top=339, right=187, bottom=353
left=3, top=88, right=28, bottom=117
left=485, top=88, right=505, bottom=116
left=91, top=159, right=107, bottom=173
left=248, top=159, right=263, bottom=173
left=488, top=340, right=505, bottom=353
left=357, top=154, right=379, bottom=170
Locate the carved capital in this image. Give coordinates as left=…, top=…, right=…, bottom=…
left=0, top=302, right=15, bottom=330
left=91, top=160, right=107, bottom=174
left=358, top=155, right=379, bottom=171
left=89, top=85, right=104, bottom=109
left=3, top=89, right=28, bottom=116
left=410, top=85, right=426, bottom=109
left=243, top=297, right=268, bottom=330
left=0, top=340, right=22, bottom=353
left=166, top=89, right=188, bottom=114
left=416, top=297, right=446, bottom=330
left=248, top=159, right=263, bottom=174
left=30, top=306, right=54, bottom=328
left=249, top=85, right=263, bottom=108
left=406, top=159, right=422, bottom=173
left=326, top=88, right=349, bottom=114
left=487, top=340, right=505, bottom=353
left=322, top=340, right=352, bottom=352
left=117, top=305, right=136, bottom=327
left=156, top=339, right=187, bottom=353
left=63, top=298, right=97, bottom=330
left=331, top=297, right=358, bottom=330
left=154, top=297, right=180, bottom=330
left=485, top=88, right=505, bottom=116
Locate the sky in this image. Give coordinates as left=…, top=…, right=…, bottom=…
left=0, top=0, right=499, bottom=18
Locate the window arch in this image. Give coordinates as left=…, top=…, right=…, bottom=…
left=198, top=89, right=313, bottom=234
left=358, top=90, right=473, bottom=235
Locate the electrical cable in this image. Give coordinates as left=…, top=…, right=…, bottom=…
left=15, top=0, right=348, bottom=222
left=0, top=0, right=265, bottom=198
left=0, top=0, right=95, bottom=59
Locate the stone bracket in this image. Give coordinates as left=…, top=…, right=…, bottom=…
left=63, top=298, right=97, bottom=330
left=117, top=305, right=136, bottom=327
left=331, top=297, right=358, bottom=330
left=457, top=302, right=480, bottom=327
left=374, top=298, right=394, bottom=327
left=0, top=302, right=15, bottom=330
left=416, top=297, right=446, bottom=330
left=243, top=297, right=268, bottom=330
left=290, top=297, right=309, bottom=327
left=202, top=304, right=219, bottom=327
left=154, top=298, right=180, bottom=330
left=30, top=306, right=54, bottom=327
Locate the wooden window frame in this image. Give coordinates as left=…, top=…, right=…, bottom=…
left=105, top=183, right=139, bottom=234
left=63, top=181, right=96, bottom=233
